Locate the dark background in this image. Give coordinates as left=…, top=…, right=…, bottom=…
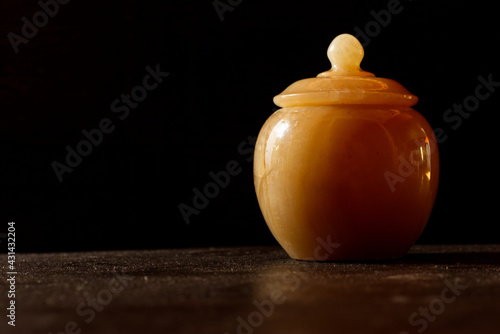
left=1, top=0, right=498, bottom=253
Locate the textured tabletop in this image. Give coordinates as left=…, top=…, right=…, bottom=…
left=1, top=244, right=499, bottom=334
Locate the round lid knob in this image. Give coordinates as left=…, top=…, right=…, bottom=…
left=317, top=33, right=374, bottom=77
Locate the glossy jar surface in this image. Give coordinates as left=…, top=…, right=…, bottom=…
left=253, top=34, right=439, bottom=261
left=254, top=105, right=439, bottom=260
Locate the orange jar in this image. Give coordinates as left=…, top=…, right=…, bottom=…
left=254, top=34, right=439, bottom=261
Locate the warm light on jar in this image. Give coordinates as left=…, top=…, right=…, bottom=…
left=254, top=34, right=439, bottom=261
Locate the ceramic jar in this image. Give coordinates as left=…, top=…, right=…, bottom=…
left=254, top=34, right=439, bottom=261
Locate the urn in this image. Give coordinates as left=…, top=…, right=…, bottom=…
left=253, top=34, right=439, bottom=261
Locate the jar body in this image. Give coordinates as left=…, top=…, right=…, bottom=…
left=254, top=105, right=439, bottom=261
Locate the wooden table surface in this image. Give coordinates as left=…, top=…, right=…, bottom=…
left=2, top=244, right=499, bottom=334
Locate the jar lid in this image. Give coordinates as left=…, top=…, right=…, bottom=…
left=274, top=34, right=418, bottom=107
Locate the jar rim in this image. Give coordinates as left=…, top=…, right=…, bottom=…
left=274, top=77, right=418, bottom=107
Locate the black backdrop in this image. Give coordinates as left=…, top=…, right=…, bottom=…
left=1, top=0, right=498, bottom=252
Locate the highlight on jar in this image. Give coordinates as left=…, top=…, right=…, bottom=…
left=253, top=33, right=439, bottom=261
